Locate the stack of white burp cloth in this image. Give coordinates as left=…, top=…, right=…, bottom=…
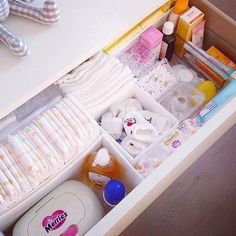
left=100, top=98, right=173, bottom=157
left=0, top=95, right=99, bottom=211
left=56, top=52, right=135, bottom=115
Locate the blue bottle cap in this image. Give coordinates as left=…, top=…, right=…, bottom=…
left=103, top=180, right=126, bottom=206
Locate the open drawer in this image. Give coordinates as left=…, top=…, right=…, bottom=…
left=0, top=0, right=236, bottom=235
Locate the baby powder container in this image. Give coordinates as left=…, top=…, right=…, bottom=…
left=13, top=180, right=104, bottom=236
left=83, top=148, right=121, bottom=189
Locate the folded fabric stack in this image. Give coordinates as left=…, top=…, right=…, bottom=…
left=100, top=98, right=173, bottom=157
left=136, top=59, right=177, bottom=100
left=56, top=52, right=135, bottom=115
left=0, top=95, right=99, bottom=211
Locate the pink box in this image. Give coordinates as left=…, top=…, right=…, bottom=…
left=140, top=26, right=163, bottom=50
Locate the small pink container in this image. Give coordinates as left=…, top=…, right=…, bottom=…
left=140, top=26, right=163, bottom=51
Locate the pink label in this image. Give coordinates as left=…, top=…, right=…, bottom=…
left=60, top=225, right=78, bottom=236
left=42, top=210, right=68, bottom=233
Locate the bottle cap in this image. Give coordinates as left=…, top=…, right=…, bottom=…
left=92, top=148, right=111, bottom=167
left=162, top=21, right=174, bottom=35
left=196, top=80, right=216, bottom=103
left=103, top=180, right=126, bottom=206
left=173, top=0, right=189, bottom=14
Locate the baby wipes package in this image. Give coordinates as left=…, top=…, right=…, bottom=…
left=13, top=180, right=104, bottom=236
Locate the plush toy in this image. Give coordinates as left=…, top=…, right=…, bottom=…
left=0, top=0, right=60, bottom=57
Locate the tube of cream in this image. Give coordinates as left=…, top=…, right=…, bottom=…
left=197, top=80, right=236, bottom=123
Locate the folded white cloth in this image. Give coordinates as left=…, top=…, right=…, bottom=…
left=110, top=98, right=143, bottom=119
left=123, top=112, right=159, bottom=143
left=101, top=111, right=123, bottom=140
left=121, top=136, right=148, bottom=156
left=138, top=110, right=172, bottom=135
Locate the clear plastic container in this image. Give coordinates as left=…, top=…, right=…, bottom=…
left=158, top=82, right=205, bottom=120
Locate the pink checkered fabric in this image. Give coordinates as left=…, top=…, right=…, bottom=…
left=9, top=0, right=60, bottom=24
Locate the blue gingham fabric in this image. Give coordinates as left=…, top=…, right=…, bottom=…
left=0, top=0, right=9, bottom=21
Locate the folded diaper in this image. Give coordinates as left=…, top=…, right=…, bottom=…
left=121, top=136, right=149, bottom=156
left=34, top=115, right=70, bottom=162
left=101, top=111, right=123, bottom=140
left=23, top=124, right=60, bottom=171
left=123, top=112, right=159, bottom=143
left=5, top=135, right=40, bottom=183
left=0, top=145, right=31, bottom=193
left=46, top=110, right=77, bottom=153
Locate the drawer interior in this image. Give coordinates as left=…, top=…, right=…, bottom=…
left=1, top=1, right=236, bottom=235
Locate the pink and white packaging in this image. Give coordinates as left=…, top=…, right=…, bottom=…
left=13, top=180, right=104, bottom=236
left=139, top=26, right=163, bottom=57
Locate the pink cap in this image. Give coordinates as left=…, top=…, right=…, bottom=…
left=140, top=26, right=163, bottom=50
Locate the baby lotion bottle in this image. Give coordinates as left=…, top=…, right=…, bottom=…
left=168, top=0, right=189, bottom=29
left=160, top=21, right=176, bottom=61
left=83, top=148, right=121, bottom=189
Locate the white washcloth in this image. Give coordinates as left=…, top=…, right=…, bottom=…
left=138, top=110, right=172, bottom=135
left=101, top=111, right=123, bottom=140
left=110, top=98, right=143, bottom=119
left=123, top=112, right=159, bottom=143
left=121, top=136, right=148, bottom=156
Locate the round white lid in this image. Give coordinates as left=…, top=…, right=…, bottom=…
left=162, top=21, right=174, bottom=35
left=177, top=69, right=194, bottom=82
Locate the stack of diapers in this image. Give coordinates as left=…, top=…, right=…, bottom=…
left=56, top=52, right=135, bottom=116
left=100, top=98, right=173, bottom=157
left=0, top=95, right=99, bottom=212
left=136, top=59, right=177, bottom=100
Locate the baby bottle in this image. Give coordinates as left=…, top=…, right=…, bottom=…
left=83, top=148, right=121, bottom=189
